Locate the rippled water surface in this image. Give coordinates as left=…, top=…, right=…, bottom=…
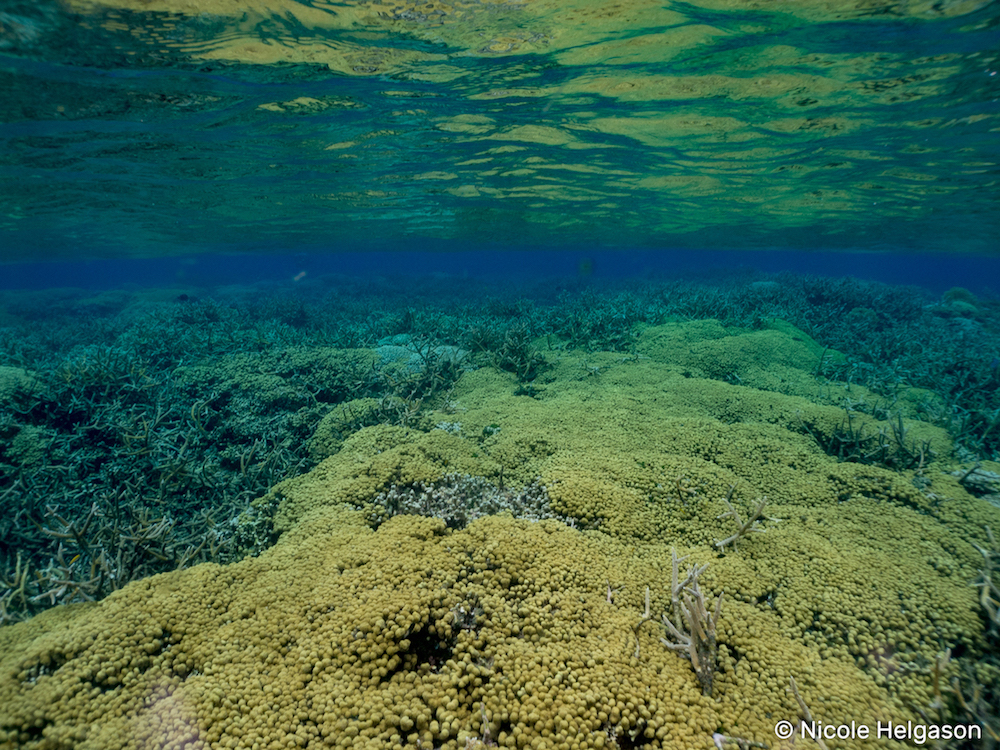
left=1, top=0, right=998, bottom=259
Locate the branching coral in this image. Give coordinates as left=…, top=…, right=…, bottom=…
left=660, top=547, right=723, bottom=696
left=714, top=487, right=779, bottom=552
left=972, top=526, right=1000, bottom=638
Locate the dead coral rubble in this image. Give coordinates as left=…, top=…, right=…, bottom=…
left=364, top=473, right=573, bottom=530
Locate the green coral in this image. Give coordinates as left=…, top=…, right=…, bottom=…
left=311, top=397, right=414, bottom=461
left=0, top=366, right=39, bottom=405
left=4, top=426, right=47, bottom=468
left=2, top=286, right=1000, bottom=750
left=231, top=492, right=283, bottom=558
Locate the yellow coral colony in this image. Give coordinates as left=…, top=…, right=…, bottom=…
left=1, top=320, right=997, bottom=750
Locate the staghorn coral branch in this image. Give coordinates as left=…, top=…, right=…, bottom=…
left=660, top=548, right=722, bottom=696
left=633, top=587, right=652, bottom=658
left=971, top=526, right=999, bottom=637
left=789, top=676, right=829, bottom=750
left=715, top=489, right=780, bottom=552
left=669, top=546, right=706, bottom=628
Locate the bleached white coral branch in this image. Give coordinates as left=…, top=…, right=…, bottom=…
left=715, top=487, right=780, bottom=552
left=660, top=547, right=722, bottom=696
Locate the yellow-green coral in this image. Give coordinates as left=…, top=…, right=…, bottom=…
left=1, top=320, right=998, bottom=750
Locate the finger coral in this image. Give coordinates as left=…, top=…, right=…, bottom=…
left=2, top=319, right=999, bottom=750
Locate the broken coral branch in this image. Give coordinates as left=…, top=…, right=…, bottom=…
left=715, top=488, right=780, bottom=552
left=660, top=547, right=722, bottom=696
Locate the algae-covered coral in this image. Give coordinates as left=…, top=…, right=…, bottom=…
left=1, top=276, right=999, bottom=749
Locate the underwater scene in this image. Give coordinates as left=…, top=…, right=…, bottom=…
left=2, top=0, right=1000, bottom=749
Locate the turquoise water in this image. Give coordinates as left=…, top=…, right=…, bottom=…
left=2, top=0, right=999, bottom=259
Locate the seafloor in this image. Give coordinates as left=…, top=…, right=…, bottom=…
left=0, top=272, right=998, bottom=750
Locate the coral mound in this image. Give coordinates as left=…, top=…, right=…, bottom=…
left=1, top=320, right=998, bottom=750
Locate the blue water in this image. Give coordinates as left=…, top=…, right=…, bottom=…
left=3, top=248, right=999, bottom=298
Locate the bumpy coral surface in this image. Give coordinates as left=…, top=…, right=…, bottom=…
left=1, top=321, right=997, bottom=750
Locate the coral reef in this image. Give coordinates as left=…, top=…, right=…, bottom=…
left=658, top=549, right=722, bottom=697
left=1, top=277, right=1000, bottom=749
